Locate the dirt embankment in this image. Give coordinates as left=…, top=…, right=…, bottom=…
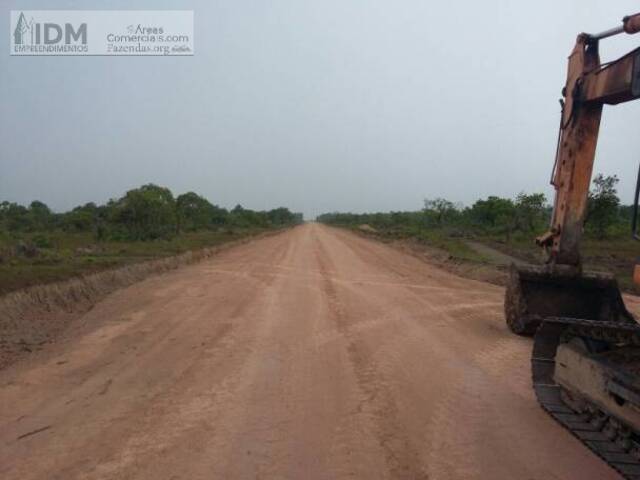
left=0, top=231, right=282, bottom=370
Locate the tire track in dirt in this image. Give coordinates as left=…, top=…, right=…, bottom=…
left=314, top=236, right=429, bottom=480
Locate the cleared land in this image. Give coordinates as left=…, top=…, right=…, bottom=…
left=0, top=223, right=629, bottom=479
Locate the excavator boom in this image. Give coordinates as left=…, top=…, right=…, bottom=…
left=542, top=18, right=640, bottom=266
left=506, top=13, right=640, bottom=336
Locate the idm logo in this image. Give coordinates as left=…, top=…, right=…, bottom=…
left=13, top=12, right=86, bottom=45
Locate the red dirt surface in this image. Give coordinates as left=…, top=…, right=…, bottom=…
left=0, top=224, right=623, bottom=479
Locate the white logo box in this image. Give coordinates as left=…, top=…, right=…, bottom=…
left=10, top=10, right=194, bottom=56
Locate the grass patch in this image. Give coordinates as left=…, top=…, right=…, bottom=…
left=349, top=224, right=489, bottom=263
left=342, top=223, right=640, bottom=293
left=0, top=228, right=269, bottom=296
left=414, top=230, right=489, bottom=263
left=457, top=232, right=640, bottom=294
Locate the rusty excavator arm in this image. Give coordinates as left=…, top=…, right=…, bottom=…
left=505, top=13, right=640, bottom=480
left=505, top=13, right=640, bottom=336
left=540, top=14, right=640, bottom=266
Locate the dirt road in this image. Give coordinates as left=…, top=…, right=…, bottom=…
left=0, top=224, right=622, bottom=479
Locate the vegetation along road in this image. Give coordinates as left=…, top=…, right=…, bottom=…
left=0, top=224, right=627, bottom=479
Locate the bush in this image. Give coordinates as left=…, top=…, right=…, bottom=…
left=31, top=234, right=52, bottom=249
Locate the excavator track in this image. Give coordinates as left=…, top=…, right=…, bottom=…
left=532, top=317, right=640, bottom=479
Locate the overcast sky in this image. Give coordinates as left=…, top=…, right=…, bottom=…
left=1, top=1, right=640, bottom=219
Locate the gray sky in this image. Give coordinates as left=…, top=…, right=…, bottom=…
left=2, top=1, right=640, bottom=219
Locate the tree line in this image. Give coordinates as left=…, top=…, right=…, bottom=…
left=317, top=174, right=630, bottom=240
left=0, top=184, right=304, bottom=241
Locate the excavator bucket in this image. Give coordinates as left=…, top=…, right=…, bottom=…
left=504, top=264, right=633, bottom=335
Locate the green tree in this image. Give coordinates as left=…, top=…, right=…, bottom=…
left=176, top=192, right=214, bottom=233
left=423, top=198, right=458, bottom=226
left=112, top=184, right=176, bottom=240
left=63, top=202, right=98, bottom=232
left=267, top=207, right=296, bottom=226
left=210, top=205, right=229, bottom=226
left=514, top=193, right=547, bottom=232
left=587, top=174, right=620, bottom=239
left=0, top=201, right=30, bottom=231
left=28, top=201, right=52, bottom=230
left=229, top=205, right=268, bottom=228
left=469, top=196, right=515, bottom=228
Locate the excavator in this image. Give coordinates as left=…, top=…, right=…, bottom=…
left=504, top=12, right=640, bottom=479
